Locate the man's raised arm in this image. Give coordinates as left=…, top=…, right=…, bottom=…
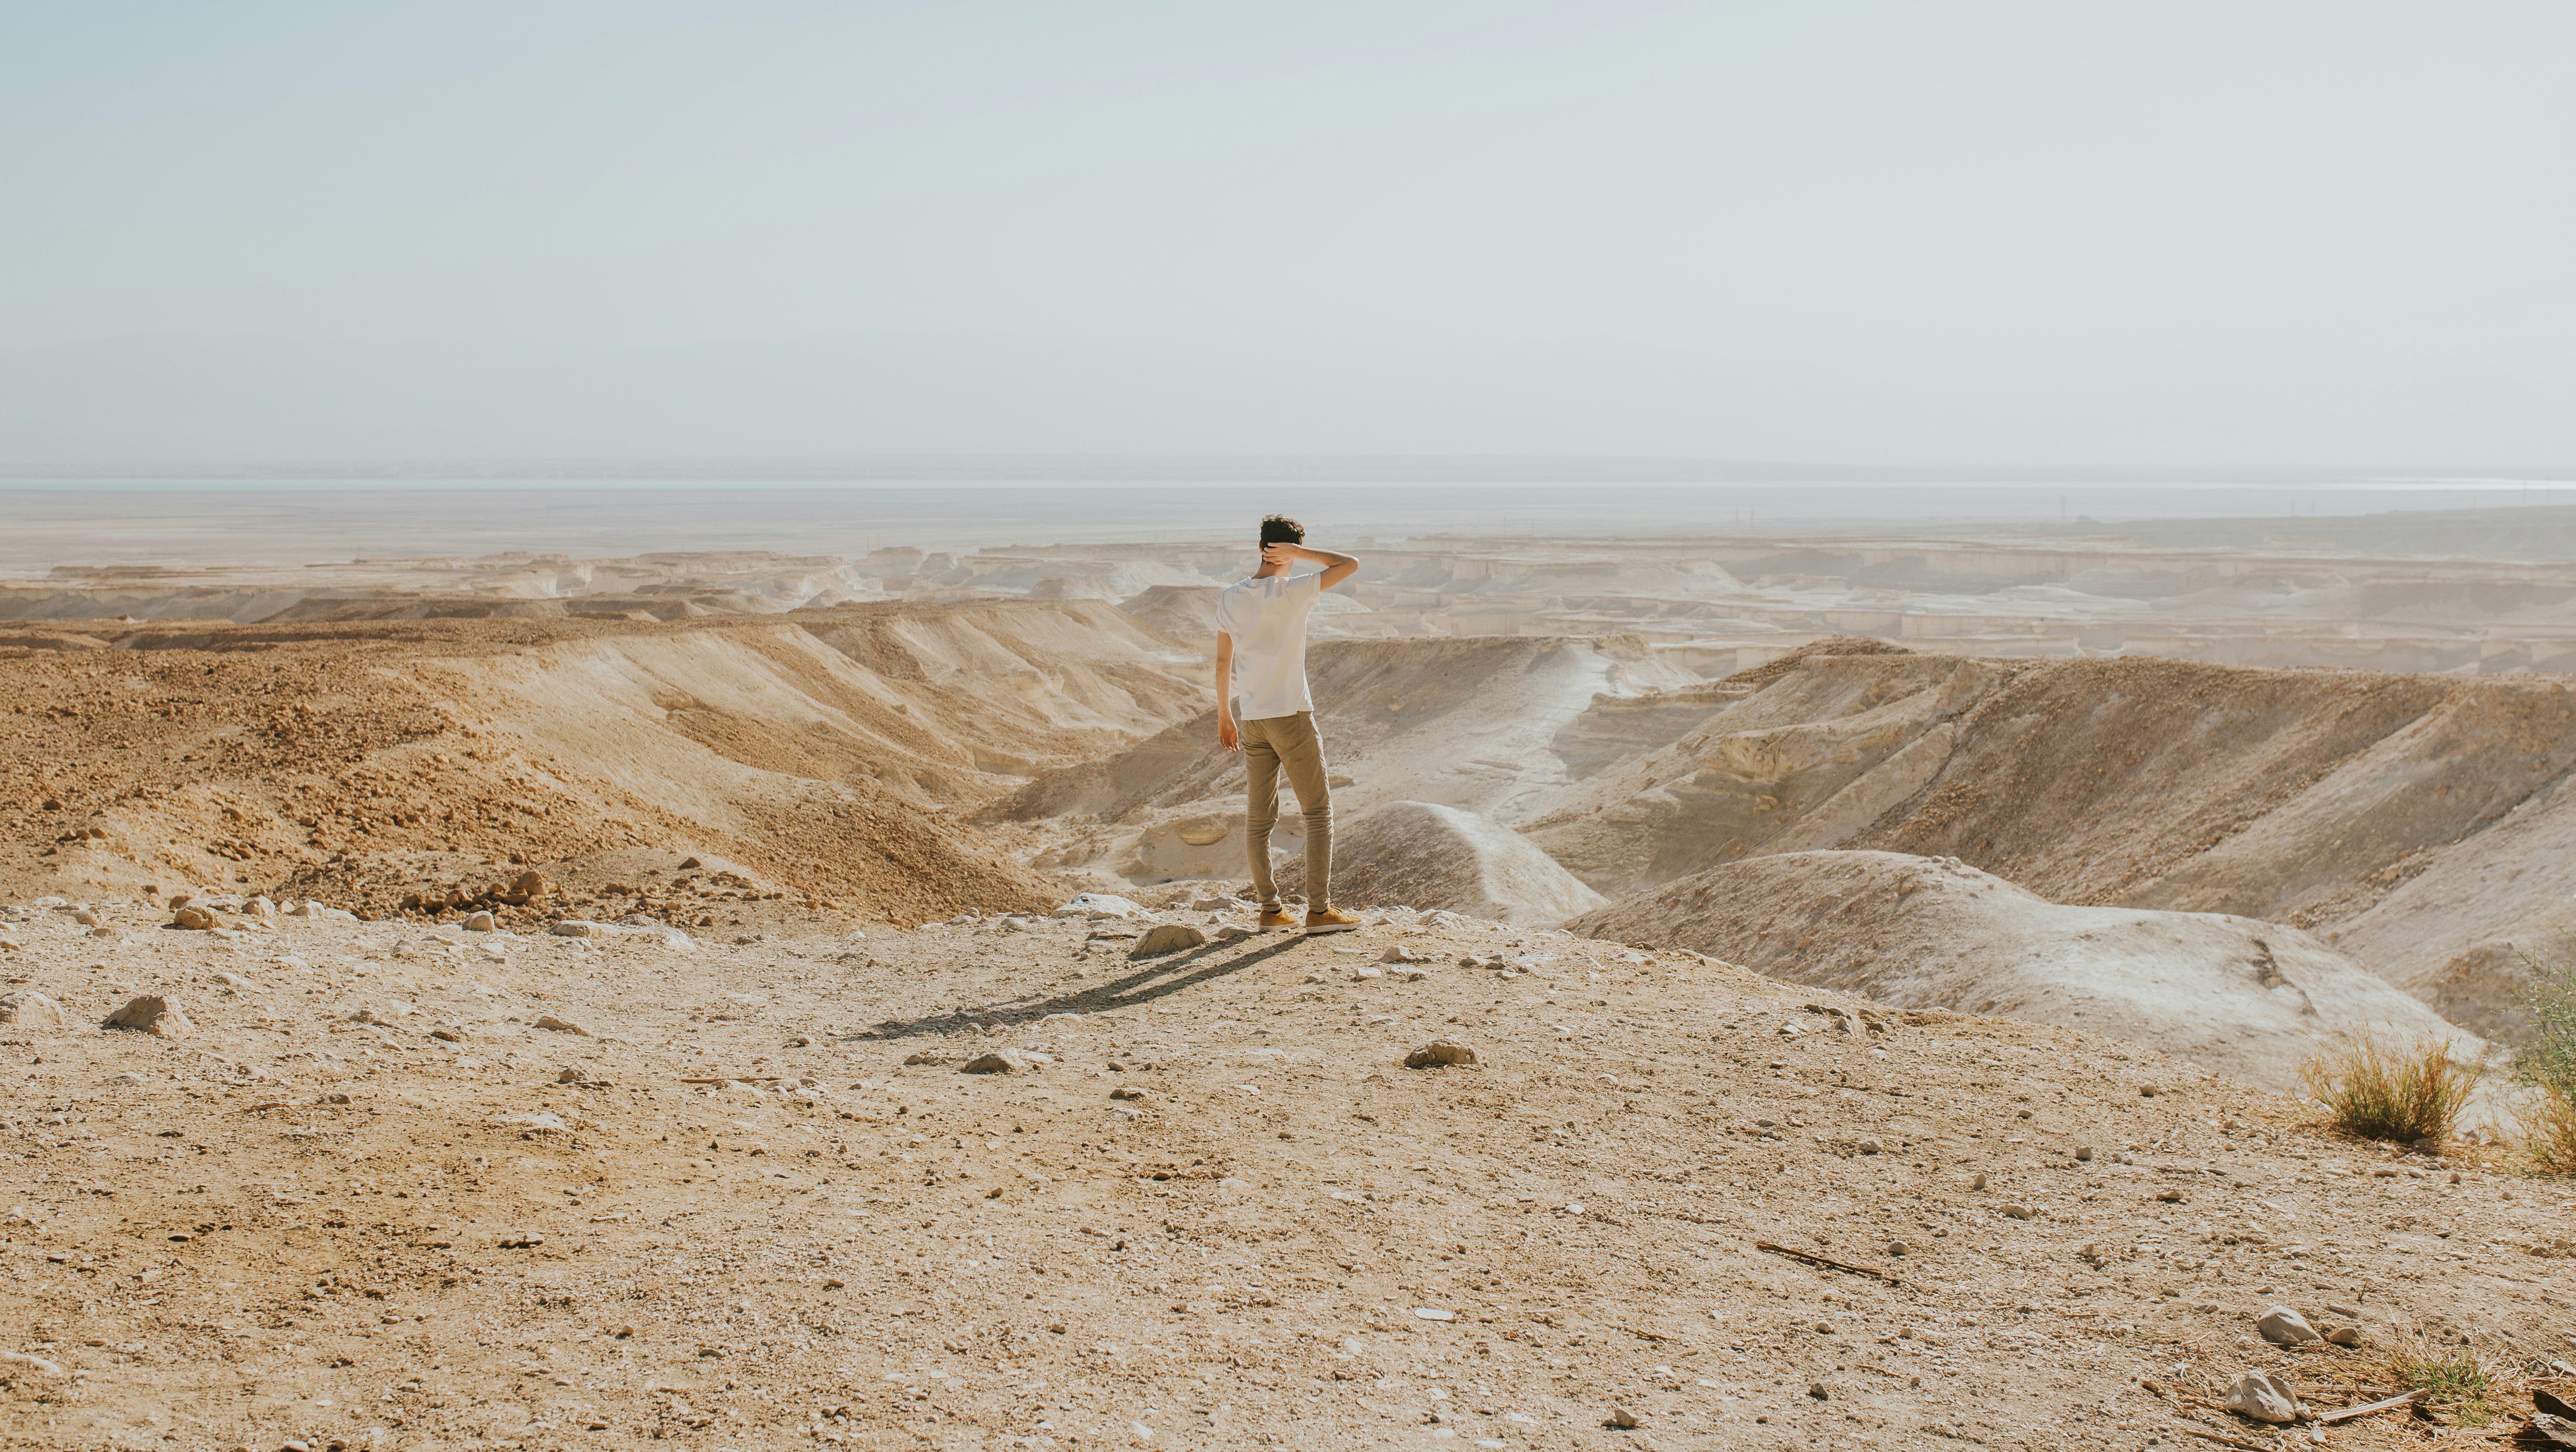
left=1261, top=541, right=1359, bottom=589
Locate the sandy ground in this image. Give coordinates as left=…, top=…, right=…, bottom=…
left=4, top=897, right=2572, bottom=1452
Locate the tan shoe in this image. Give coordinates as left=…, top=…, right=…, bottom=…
left=1303, top=906, right=1363, bottom=934
left=1257, top=906, right=1298, bottom=933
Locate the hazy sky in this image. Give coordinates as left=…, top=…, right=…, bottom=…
left=4, top=3, right=2570, bottom=470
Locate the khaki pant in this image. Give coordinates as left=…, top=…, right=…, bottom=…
left=1242, top=711, right=1332, bottom=909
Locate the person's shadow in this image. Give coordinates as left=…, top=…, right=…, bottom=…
left=849, top=933, right=1318, bottom=1043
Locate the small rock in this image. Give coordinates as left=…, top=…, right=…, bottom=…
left=0, top=991, right=65, bottom=1027
left=0, top=1351, right=66, bottom=1377
left=903, top=1050, right=949, bottom=1066
left=1857, top=1138, right=1882, bottom=1155
left=2410, top=1136, right=2442, bottom=1155
left=1609, top=1406, right=1642, bottom=1428
left=498, top=1112, right=566, bottom=1134
left=1128, top=923, right=1207, bottom=957
left=1969, top=1173, right=1987, bottom=1191
left=102, top=995, right=193, bottom=1039
left=2001, top=1204, right=2034, bottom=1220
left=429, top=1027, right=468, bottom=1043
left=532, top=1015, right=592, bottom=1036
left=496, top=1230, right=546, bottom=1249
left=2155, top=1189, right=2186, bottom=1204
left=2073, top=1146, right=2094, bottom=1161
left=243, top=895, right=276, bottom=919
left=549, top=919, right=608, bottom=938
left=962, top=1050, right=1053, bottom=1074
left=679, top=855, right=704, bottom=869
left=462, top=911, right=497, bottom=933
left=171, top=906, right=218, bottom=930
left=284, top=899, right=316, bottom=917
left=1807, top=1384, right=1830, bottom=1401
left=70, top=907, right=100, bottom=925
left=1109, top=1087, right=1146, bottom=1101
left=1055, top=892, right=1144, bottom=919
left=1213, top=925, right=1254, bottom=943
left=2221, top=1369, right=2300, bottom=1423
left=2257, top=1306, right=2321, bottom=1346
left=2324, top=1326, right=2361, bottom=1347
left=1887, top=1240, right=1909, bottom=1257
left=2139, top=1083, right=2160, bottom=1097
left=1382, top=945, right=1430, bottom=964
left=1403, top=1040, right=1478, bottom=1069
left=2323, top=1302, right=2361, bottom=1319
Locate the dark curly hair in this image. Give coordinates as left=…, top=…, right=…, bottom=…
left=1258, top=514, right=1305, bottom=547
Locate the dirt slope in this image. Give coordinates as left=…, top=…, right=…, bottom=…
left=1566, top=851, right=2473, bottom=1089
left=1522, top=642, right=2576, bottom=1027
left=1272, top=800, right=1608, bottom=925
left=983, top=637, right=1705, bottom=894
left=4, top=896, right=2570, bottom=1451
left=0, top=601, right=1206, bottom=924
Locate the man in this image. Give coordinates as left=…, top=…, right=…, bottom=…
left=1215, top=515, right=1362, bottom=934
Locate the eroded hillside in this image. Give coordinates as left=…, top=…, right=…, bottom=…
left=0, top=601, right=1206, bottom=924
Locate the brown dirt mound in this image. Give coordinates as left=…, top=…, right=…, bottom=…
left=1526, top=643, right=2576, bottom=1022
left=0, top=603, right=1199, bottom=924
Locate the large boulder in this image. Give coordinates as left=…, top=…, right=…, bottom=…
left=1568, top=850, right=2478, bottom=1089
left=1278, top=800, right=1606, bottom=927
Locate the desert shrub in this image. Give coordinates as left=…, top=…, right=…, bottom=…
left=2297, top=1030, right=2477, bottom=1144
left=2382, top=1334, right=2509, bottom=1425
left=2515, top=945, right=2576, bottom=1172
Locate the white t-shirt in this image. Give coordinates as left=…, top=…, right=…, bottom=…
left=1215, top=569, right=1325, bottom=721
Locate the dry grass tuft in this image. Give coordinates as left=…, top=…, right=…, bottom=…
left=2516, top=944, right=2576, bottom=1174
left=2524, top=1089, right=2576, bottom=1175
left=2298, top=1030, right=2477, bottom=1145
left=2374, top=1327, right=2526, bottom=1426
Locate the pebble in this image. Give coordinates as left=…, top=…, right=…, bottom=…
left=462, top=911, right=497, bottom=932
left=244, top=895, right=277, bottom=919
left=2257, top=1306, right=2321, bottom=1345
left=2073, top=1146, right=2094, bottom=1161
left=2001, top=1204, right=2033, bottom=1220
left=496, top=1231, right=546, bottom=1249
left=1055, top=893, right=1143, bottom=919
left=1109, top=1087, right=1146, bottom=1101
left=2323, top=1302, right=2361, bottom=1319
left=1128, top=923, right=1207, bottom=957
left=549, top=920, right=608, bottom=938
left=1857, top=1138, right=1882, bottom=1155
left=171, top=906, right=217, bottom=930
left=2221, top=1369, right=2300, bottom=1423
left=2324, top=1327, right=2361, bottom=1347
left=0, top=991, right=65, bottom=1027
left=1403, top=1041, right=1478, bottom=1069
left=1609, top=1407, right=1642, bottom=1428
left=963, top=1050, right=1053, bottom=1074
left=532, top=1015, right=593, bottom=1036
left=1382, top=945, right=1430, bottom=964
left=102, top=994, right=193, bottom=1039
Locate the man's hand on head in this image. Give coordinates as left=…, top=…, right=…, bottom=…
left=1261, top=542, right=1297, bottom=570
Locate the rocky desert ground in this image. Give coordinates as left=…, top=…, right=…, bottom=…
left=7, top=503, right=2576, bottom=1451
